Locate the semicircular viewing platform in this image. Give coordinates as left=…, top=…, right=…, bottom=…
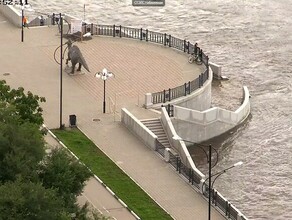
left=0, top=15, right=206, bottom=123
left=55, top=30, right=205, bottom=111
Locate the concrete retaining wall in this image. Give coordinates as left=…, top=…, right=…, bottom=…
left=209, top=62, right=222, bottom=79
left=121, top=108, right=157, bottom=150
left=0, top=5, right=21, bottom=27
left=161, top=107, right=205, bottom=179
left=145, top=67, right=213, bottom=111
left=172, top=86, right=250, bottom=143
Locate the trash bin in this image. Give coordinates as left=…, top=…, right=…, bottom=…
left=69, top=115, right=77, bottom=127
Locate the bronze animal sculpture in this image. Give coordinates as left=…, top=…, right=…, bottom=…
left=65, top=39, right=90, bottom=74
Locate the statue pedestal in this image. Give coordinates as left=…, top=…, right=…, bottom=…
left=64, top=66, right=85, bottom=75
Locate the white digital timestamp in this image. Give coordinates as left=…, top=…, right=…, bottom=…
left=132, top=0, right=165, bottom=6
left=0, top=0, right=28, bottom=5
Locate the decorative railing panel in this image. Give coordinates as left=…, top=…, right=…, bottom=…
left=215, top=193, right=228, bottom=215
left=152, top=91, right=165, bottom=104
left=229, top=206, right=239, bottom=220
left=147, top=30, right=165, bottom=44
left=97, top=24, right=114, bottom=36
left=169, top=151, right=178, bottom=169
left=202, top=52, right=209, bottom=66
left=170, top=36, right=185, bottom=51
left=190, top=77, right=200, bottom=93
left=178, top=159, right=190, bottom=180
left=120, top=26, right=141, bottom=39
left=156, top=140, right=165, bottom=157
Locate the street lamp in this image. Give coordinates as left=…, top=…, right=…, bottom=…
left=52, top=12, right=65, bottom=129
left=209, top=161, right=243, bottom=189
left=59, top=13, right=64, bottom=129
left=94, top=68, right=114, bottom=113
left=173, top=135, right=218, bottom=220
left=21, top=5, right=24, bottom=42
left=19, top=2, right=31, bottom=42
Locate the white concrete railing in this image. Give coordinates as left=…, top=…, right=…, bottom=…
left=161, top=107, right=205, bottom=179
left=121, top=108, right=157, bottom=150
left=172, top=86, right=250, bottom=142
left=0, top=5, right=21, bottom=27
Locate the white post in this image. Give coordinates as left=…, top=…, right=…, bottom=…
left=164, top=148, right=170, bottom=162
left=200, top=178, right=205, bottom=194
left=144, top=93, right=153, bottom=108
left=209, top=62, right=222, bottom=79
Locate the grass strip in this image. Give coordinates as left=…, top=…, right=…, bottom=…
left=52, top=128, right=173, bottom=220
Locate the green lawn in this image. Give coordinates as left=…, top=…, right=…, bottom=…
left=52, top=128, right=173, bottom=220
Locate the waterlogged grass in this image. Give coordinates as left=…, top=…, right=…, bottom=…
left=52, top=128, right=173, bottom=220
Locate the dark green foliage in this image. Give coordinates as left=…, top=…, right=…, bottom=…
left=0, top=81, right=98, bottom=219
left=0, top=179, right=69, bottom=220
left=0, top=107, right=45, bottom=183
left=38, top=149, right=92, bottom=210
left=0, top=80, right=46, bottom=126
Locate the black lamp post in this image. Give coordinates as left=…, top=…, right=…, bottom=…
left=19, top=0, right=31, bottom=42
left=208, top=144, right=212, bottom=220
left=173, top=135, right=218, bottom=220
left=59, top=13, right=64, bottom=129
left=21, top=5, right=24, bottom=42
left=94, top=68, right=114, bottom=114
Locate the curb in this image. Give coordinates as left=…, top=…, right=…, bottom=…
left=42, top=124, right=141, bottom=220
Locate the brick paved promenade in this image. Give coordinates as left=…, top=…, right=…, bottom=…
left=0, top=13, right=225, bottom=220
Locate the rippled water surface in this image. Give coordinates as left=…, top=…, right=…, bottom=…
left=28, top=1, right=292, bottom=219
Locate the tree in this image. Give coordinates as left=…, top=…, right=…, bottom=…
left=0, top=81, right=104, bottom=219
left=0, top=80, right=46, bottom=126
left=38, top=149, right=92, bottom=211
left=0, top=106, right=45, bottom=183
left=0, top=179, right=70, bottom=220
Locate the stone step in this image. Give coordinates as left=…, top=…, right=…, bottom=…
left=141, top=119, right=160, bottom=124
left=158, top=136, right=168, bottom=140
left=147, top=125, right=163, bottom=129
left=141, top=118, right=172, bottom=150
left=146, top=126, right=164, bottom=132
left=158, top=139, right=169, bottom=143
left=151, top=128, right=164, bottom=133
left=146, top=125, right=163, bottom=130
left=156, top=134, right=167, bottom=139
left=159, top=140, right=170, bottom=144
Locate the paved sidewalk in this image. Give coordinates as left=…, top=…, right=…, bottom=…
left=0, top=13, right=225, bottom=220
left=44, top=133, right=136, bottom=220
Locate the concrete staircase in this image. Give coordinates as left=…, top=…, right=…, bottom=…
left=141, top=118, right=171, bottom=149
